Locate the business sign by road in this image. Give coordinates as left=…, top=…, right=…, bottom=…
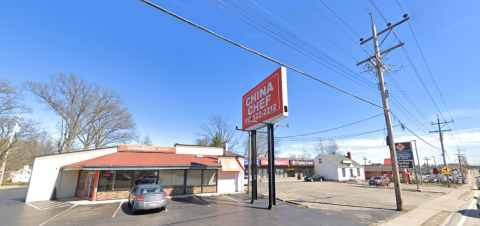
left=242, top=67, right=288, bottom=130
left=290, top=160, right=314, bottom=167
left=244, top=159, right=260, bottom=166
left=396, top=150, right=414, bottom=160
left=260, top=159, right=289, bottom=166
left=397, top=160, right=413, bottom=169
left=118, top=145, right=176, bottom=153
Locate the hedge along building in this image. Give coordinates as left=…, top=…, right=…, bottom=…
left=26, top=143, right=244, bottom=203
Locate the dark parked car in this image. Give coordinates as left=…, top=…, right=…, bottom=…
left=369, top=176, right=390, bottom=186
left=128, top=184, right=168, bottom=214
left=304, top=175, right=324, bottom=182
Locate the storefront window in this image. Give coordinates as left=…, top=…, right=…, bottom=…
left=133, top=170, right=158, bottom=186
left=187, top=170, right=202, bottom=186
left=77, top=171, right=87, bottom=189
left=259, top=169, right=267, bottom=178
left=275, top=169, right=284, bottom=178
left=158, top=170, right=184, bottom=188
left=98, top=170, right=114, bottom=192
left=202, top=170, right=217, bottom=186
left=287, top=169, right=295, bottom=178
left=113, top=170, right=133, bottom=191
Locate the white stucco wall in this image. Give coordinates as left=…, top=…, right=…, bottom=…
left=337, top=166, right=365, bottom=181
left=314, top=155, right=339, bottom=181
left=26, top=147, right=117, bottom=202
left=56, top=170, right=79, bottom=199
left=175, top=146, right=224, bottom=156
left=217, top=170, right=240, bottom=193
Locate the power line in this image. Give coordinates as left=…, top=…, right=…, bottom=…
left=213, top=0, right=378, bottom=91
left=278, top=113, right=383, bottom=138
left=277, top=0, right=359, bottom=61
left=278, top=126, right=399, bottom=141
left=139, top=0, right=384, bottom=109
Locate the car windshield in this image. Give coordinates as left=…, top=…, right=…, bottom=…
left=140, top=187, right=163, bottom=194
left=372, top=176, right=382, bottom=179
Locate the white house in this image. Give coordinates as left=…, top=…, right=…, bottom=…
left=314, top=152, right=365, bottom=181
left=11, top=165, right=32, bottom=183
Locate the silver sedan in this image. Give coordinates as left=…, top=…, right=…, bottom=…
left=128, top=184, right=168, bottom=214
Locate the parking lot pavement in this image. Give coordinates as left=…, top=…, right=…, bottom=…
left=256, top=181, right=446, bottom=225
left=0, top=188, right=71, bottom=226
left=6, top=191, right=365, bottom=226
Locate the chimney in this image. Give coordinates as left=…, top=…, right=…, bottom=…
left=347, top=151, right=352, bottom=159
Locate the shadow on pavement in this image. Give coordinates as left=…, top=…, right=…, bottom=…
left=458, top=209, right=480, bottom=218
left=306, top=200, right=397, bottom=211
left=121, top=202, right=164, bottom=216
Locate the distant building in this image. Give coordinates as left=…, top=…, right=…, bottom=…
left=11, top=165, right=32, bottom=183
left=314, top=152, right=365, bottom=181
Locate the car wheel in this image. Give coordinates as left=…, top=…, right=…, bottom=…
left=132, top=202, right=137, bottom=215
left=380, top=182, right=383, bottom=186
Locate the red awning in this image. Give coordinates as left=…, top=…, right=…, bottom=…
left=62, top=152, right=221, bottom=170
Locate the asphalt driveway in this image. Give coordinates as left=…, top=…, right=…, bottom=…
left=256, top=181, right=445, bottom=225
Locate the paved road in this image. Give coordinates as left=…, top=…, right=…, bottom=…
left=256, top=180, right=445, bottom=225
left=445, top=170, right=480, bottom=226
left=0, top=188, right=363, bottom=226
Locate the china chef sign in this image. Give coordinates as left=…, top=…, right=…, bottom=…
left=242, top=67, right=289, bottom=130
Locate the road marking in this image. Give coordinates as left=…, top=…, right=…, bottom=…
left=39, top=204, right=77, bottom=226
left=456, top=187, right=478, bottom=226
left=221, top=194, right=240, bottom=202
left=112, top=201, right=123, bottom=218
left=193, top=196, right=212, bottom=208
left=27, top=201, right=75, bottom=210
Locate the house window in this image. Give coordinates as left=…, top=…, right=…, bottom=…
left=275, top=169, right=284, bottom=178
left=287, top=169, right=295, bottom=178
left=357, top=168, right=361, bottom=177
left=342, top=168, right=346, bottom=177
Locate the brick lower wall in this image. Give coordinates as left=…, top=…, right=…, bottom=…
left=202, top=186, right=216, bottom=193
left=163, top=187, right=184, bottom=195
left=96, top=191, right=129, bottom=201
left=76, top=189, right=84, bottom=198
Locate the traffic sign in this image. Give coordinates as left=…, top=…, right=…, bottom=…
left=441, top=166, right=452, bottom=175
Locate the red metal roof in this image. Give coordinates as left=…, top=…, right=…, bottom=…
left=64, top=152, right=220, bottom=167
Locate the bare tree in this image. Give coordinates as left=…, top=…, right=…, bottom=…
left=0, top=78, right=30, bottom=115
left=0, top=118, right=45, bottom=168
left=195, top=114, right=242, bottom=153
left=26, top=73, right=137, bottom=152
left=6, top=129, right=56, bottom=171
left=242, top=128, right=281, bottom=157
left=288, top=153, right=297, bottom=158
left=140, top=135, right=153, bottom=146
left=298, top=147, right=312, bottom=159
left=313, top=138, right=341, bottom=155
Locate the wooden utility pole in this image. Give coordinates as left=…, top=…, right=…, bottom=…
left=430, top=115, right=453, bottom=187
left=357, top=13, right=410, bottom=211
left=456, top=149, right=466, bottom=183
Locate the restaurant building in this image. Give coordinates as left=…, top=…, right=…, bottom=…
left=244, top=157, right=315, bottom=181
left=26, top=143, right=244, bottom=203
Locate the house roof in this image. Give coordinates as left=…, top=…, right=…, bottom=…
left=63, top=152, right=221, bottom=170
left=320, top=154, right=364, bottom=168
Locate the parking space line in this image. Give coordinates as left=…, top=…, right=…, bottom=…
left=193, top=196, right=212, bottom=208
left=221, top=194, right=240, bottom=202
left=39, top=204, right=77, bottom=226
left=27, top=202, right=41, bottom=210
left=112, top=201, right=123, bottom=218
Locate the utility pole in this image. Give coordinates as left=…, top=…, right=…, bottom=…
left=423, top=157, right=431, bottom=172
left=0, top=116, right=22, bottom=186
left=413, top=140, right=423, bottom=183
left=430, top=115, right=453, bottom=187
left=363, top=157, right=367, bottom=165
left=431, top=156, right=437, bottom=169
left=357, top=13, right=410, bottom=211
left=247, top=131, right=251, bottom=194
left=456, top=149, right=465, bottom=183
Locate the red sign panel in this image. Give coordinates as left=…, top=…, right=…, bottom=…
left=260, top=159, right=289, bottom=166
left=242, top=67, right=288, bottom=130
left=118, top=145, right=176, bottom=153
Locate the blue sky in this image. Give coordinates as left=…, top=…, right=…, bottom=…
left=1, top=0, right=480, bottom=166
